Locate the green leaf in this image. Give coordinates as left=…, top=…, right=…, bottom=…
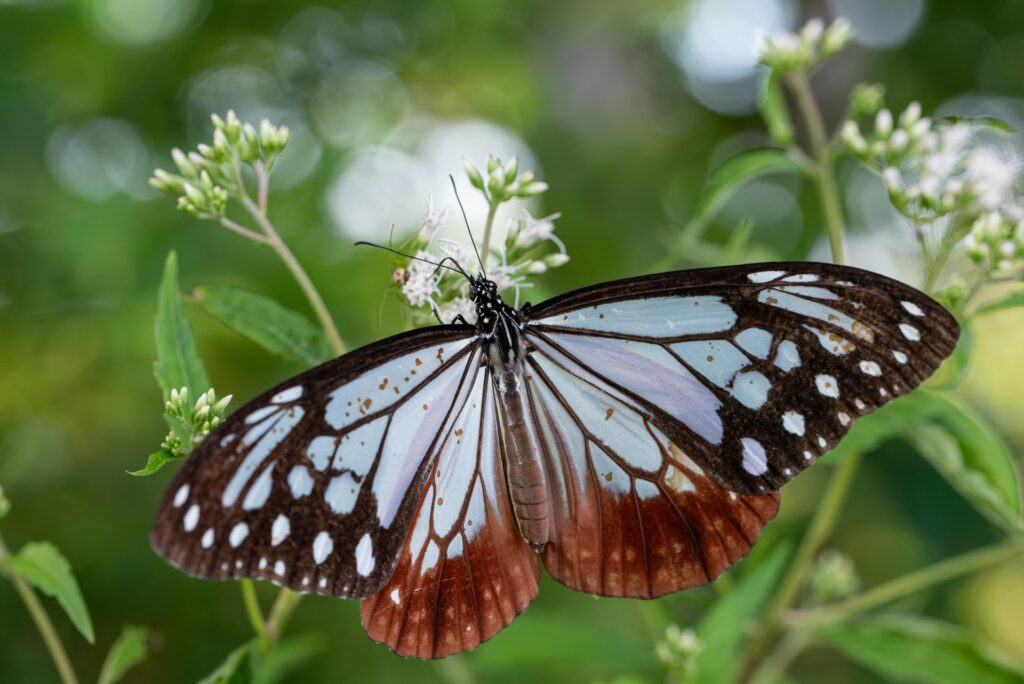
left=659, top=149, right=800, bottom=269
left=906, top=418, right=1021, bottom=534
left=817, top=615, right=1024, bottom=683
left=127, top=449, right=184, bottom=477
left=831, top=391, right=1022, bottom=532
left=190, top=285, right=332, bottom=366
left=0, top=484, right=9, bottom=522
left=153, top=251, right=210, bottom=400
left=258, top=634, right=324, bottom=684
left=198, top=641, right=258, bottom=684
left=758, top=72, right=795, bottom=146
left=98, top=625, right=149, bottom=684
left=691, top=544, right=791, bottom=684
left=938, top=116, right=1016, bottom=134
left=3, top=542, right=94, bottom=643
left=715, top=217, right=754, bottom=266
left=974, top=291, right=1024, bottom=317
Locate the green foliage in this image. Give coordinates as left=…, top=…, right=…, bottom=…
left=758, top=72, right=795, bottom=146
left=687, top=545, right=791, bottom=683
left=154, top=252, right=211, bottom=400
left=127, top=449, right=184, bottom=477
left=662, top=148, right=801, bottom=267
left=0, top=485, right=9, bottom=522
left=198, top=641, right=259, bottom=684
left=817, top=615, right=1024, bottom=683
left=98, top=626, right=150, bottom=684
left=831, top=391, right=1022, bottom=531
left=2, top=542, right=94, bottom=644
left=190, top=285, right=333, bottom=366
left=974, top=291, right=1024, bottom=317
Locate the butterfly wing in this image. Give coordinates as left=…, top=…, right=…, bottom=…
left=361, top=366, right=540, bottom=658
left=151, top=325, right=483, bottom=599
left=526, top=350, right=779, bottom=597
left=524, top=262, right=959, bottom=495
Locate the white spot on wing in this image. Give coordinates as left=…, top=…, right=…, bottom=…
left=893, top=350, right=908, bottom=364
left=748, top=270, right=786, bottom=283
left=730, top=371, right=771, bottom=409
left=815, top=374, right=839, bottom=399
left=859, top=360, right=882, bottom=376
left=635, top=479, right=660, bottom=500
left=245, top=405, right=279, bottom=425
left=312, top=531, right=333, bottom=565
left=774, top=339, right=801, bottom=372
left=741, top=438, right=768, bottom=475
left=201, top=528, right=214, bottom=549
left=899, top=323, right=921, bottom=341
left=183, top=504, right=200, bottom=532
left=390, top=588, right=401, bottom=604
left=271, top=515, right=290, bottom=546
left=242, top=462, right=274, bottom=510
left=355, top=533, right=375, bottom=576
left=271, top=386, right=303, bottom=403
left=288, top=465, right=314, bottom=499
left=229, top=523, right=248, bottom=547
left=274, top=560, right=286, bottom=576
left=838, top=412, right=851, bottom=426
left=782, top=273, right=819, bottom=283
left=782, top=411, right=805, bottom=436
left=324, top=473, right=361, bottom=515
left=173, top=484, right=189, bottom=507
left=901, top=301, right=925, bottom=317
left=306, top=436, right=337, bottom=472
left=735, top=328, right=773, bottom=359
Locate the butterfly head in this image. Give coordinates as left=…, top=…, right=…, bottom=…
left=468, top=274, right=508, bottom=331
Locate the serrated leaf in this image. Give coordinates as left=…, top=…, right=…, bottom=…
left=190, top=285, right=332, bottom=366
left=817, top=615, right=1024, bottom=684
left=154, top=251, right=210, bottom=401
left=198, top=641, right=258, bottom=684
left=690, top=544, right=791, bottom=684
left=974, top=291, right=1024, bottom=317
left=939, top=116, right=1016, bottom=134
left=98, top=625, right=149, bottom=684
left=127, top=449, right=184, bottom=477
left=3, top=542, right=94, bottom=643
left=758, top=71, right=795, bottom=145
left=659, top=149, right=799, bottom=269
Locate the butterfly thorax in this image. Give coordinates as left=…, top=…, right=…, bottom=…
left=469, top=274, right=550, bottom=549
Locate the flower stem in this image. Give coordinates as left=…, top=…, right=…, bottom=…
left=789, top=540, right=1024, bottom=628
left=788, top=72, right=846, bottom=265
left=479, top=201, right=499, bottom=270
left=736, top=452, right=863, bottom=683
left=241, top=196, right=345, bottom=356
left=240, top=579, right=269, bottom=652
left=0, top=533, right=79, bottom=684
left=265, top=587, right=304, bottom=644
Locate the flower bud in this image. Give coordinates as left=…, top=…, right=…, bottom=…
left=875, top=109, right=894, bottom=137
left=463, top=159, right=485, bottom=191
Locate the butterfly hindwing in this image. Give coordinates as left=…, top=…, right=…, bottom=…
left=526, top=349, right=779, bottom=597
left=151, top=326, right=482, bottom=598
left=524, top=263, right=959, bottom=494
left=360, top=367, right=540, bottom=658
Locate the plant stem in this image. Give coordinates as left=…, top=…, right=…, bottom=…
left=241, top=196, right=345, bottom=356
left=788, top=72, right=846, bottom=265
left=736, top=452, right=863, bottom=683
left=789, top=540, right=1024, bottom=628
left=0, top=533, right=79, bottom=684
left=265, top=587, right=304, bottom=644
left=219, top=217, right=270, bottom=244
left=479, top=201, right=499, bottom=270
left=240, top=579, right=269, bottom=652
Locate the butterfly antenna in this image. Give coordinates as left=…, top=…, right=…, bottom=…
left=354, top=241, right=467, bottom=276
left=449, top=174, right=486, bottom=277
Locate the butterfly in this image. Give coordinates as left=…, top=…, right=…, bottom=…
left=151, top=261, right=958, bottom=658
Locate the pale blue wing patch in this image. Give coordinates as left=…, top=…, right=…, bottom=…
left=534, top=296, right=737, bottom=337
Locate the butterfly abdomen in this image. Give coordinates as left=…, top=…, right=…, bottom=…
left=489, top=330, right=551, bottom=551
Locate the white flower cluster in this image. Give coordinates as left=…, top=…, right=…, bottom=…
left=844, top=103, right=1022, bottom=227
left=162, top=386, right=233, bottom=454
left=756, top=17, right=854, bottom=74
left=964, top=212, right=1024, bottom=273
left=395, top=158, right=569, bottom=325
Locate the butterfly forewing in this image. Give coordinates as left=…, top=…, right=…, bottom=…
left=524, top=263, right=959, bottom=494
left=151, top=326, right=482, bottom=598
left=360, top=368, right=540, bottom=658
left=526, top=350, right=779, bottom=597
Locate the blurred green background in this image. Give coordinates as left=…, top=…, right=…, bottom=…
left=1, top=0, right=1023, bottom=681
